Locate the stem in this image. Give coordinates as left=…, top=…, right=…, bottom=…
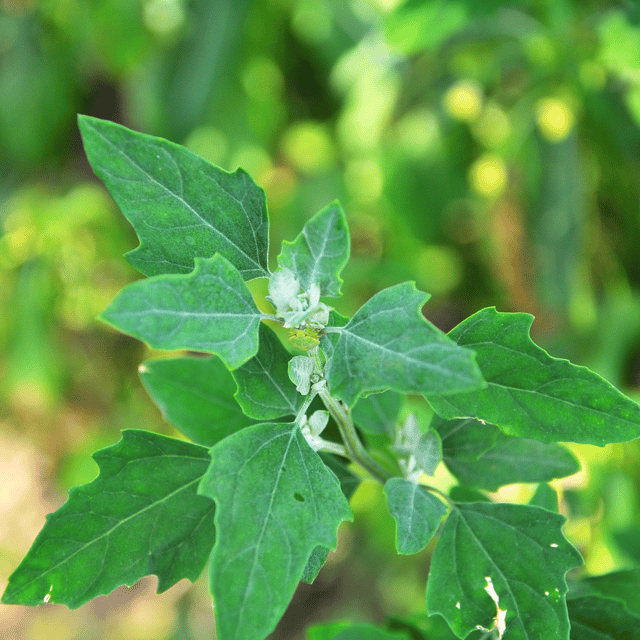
left=318, top=387, right=391, bottom=484
left=295, top=391, right=317, bottom=423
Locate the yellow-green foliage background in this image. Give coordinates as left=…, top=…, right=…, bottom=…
left=2, top=1, right=640, bottom=638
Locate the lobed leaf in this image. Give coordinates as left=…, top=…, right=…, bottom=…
left=573, top=569, right=640, bottom=617
left=199, top=422, right=353, bottom=640
left=302, top=454, right=361, bottom=584
left=78, top=115, right=269, bottom=279
left=277, top=201, right=350, bottom=297
left=427, top=307, right=640, bottom=445
left=231, top=323, right=302, bottom=420
left=434, top=416, right=500, bottom=461
left=384, top=478, right=447, bottom=555
left=567, top=595, right=640, bottom=640
left=443, top=433, right=580, bottom=492
left=328, top=282, right=485, bottom=406
left=1, top=430, right=215, bottom=608
left=427, top=502, right=582, bottom=640
left=101, top=254, right=263, bottom=369
left=139, top=355, right=254, bottom=446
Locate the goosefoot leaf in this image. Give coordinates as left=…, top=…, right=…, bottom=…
left=567, top=595, right=640, bottom=640
left=101, top=254, right=263, bottom=369
left=199, top=422, right=353, bottom=640
left=427, top=307, right=640, bottom=445
left=384, top=478, right=447, bottom=555
left=328, top=282, right=485, bottom=406
left=427, top=502, right=582, bottom=640
left=78, top=115, right=269, bottom=279
left=1, top=430, right=215, bottom=608
left=277, top=200, right=350, bottom=297
left=232, top=323, right=302, bottom=420
left=139, top=356, right=254, bottom=446
left=307, top=623, right=412, bottom=640
left=443, top=432, right=580, bottom=492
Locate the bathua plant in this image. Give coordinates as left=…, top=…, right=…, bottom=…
left=4, top=115, right=640, bottom=640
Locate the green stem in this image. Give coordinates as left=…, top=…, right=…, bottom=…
left=318, top=387, right=391, bottom=484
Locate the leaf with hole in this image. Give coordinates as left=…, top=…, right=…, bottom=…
left=199, top=422, right=352, bottom=640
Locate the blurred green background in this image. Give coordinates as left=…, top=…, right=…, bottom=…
left=2, top=0, right=640, bottom=638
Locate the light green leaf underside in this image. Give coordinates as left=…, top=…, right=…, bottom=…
left=232, top=323, right=302, bottom=420
left=199, top=422, right=352, bottom=640
left=277, top=200, right=350, bottom=297
left=101, top=254, right=263, bottom=369
left=427, top=502, right=582, bottom=640
left=352, top=390, right=403, bottom=436
left=78, top=115, right=269, bottom=279
left=328, top=282, right=486, bottom=406
left=415, top=429, right=443, bottom=476
left=384, top=478, right=447, bottom=555
left=139, top=356, right=255, bottom=446
left=427, top=307, right=640, bottom=445
left=443, top=432, right=580, bottom=492
left=1, top=430, right=215, bottom=608
left=567, top=595, right=640, bottom=640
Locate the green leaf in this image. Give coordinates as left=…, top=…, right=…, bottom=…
left=427, top=307, right=640, bottom=445
left=575, top=569, right=640, bottom=616
left=1, top=430, right=215, bottom=608
left=384, top=478, right=447, bottom=555
left=427, top=502, right=582, bottom=640
left=101, top=254, right=263, bottom=369
left=434, top=416, right=500, bottom=461
left=139, top=356, right=254, bottom=446
left=352, top=390, right=403, bottom=436
left=308, top=623, right=411, bottom=640
left=301, top=454, right=360, bottom=585
left=231, top=324, right=301, bottom=420
left=448, top=486, right=490, bottom=503
left=199, top=422, right=352, bottom=640
left=530, top=484, right=559, bottom=512
left=328, top=282, right=485, bottom=406
left=78, top=115, right=269, bottom=279
left=277, top=201, right=350, bottom=297
left=443, top=433, right=580, bottom=492
left=567, top=595, right=640, bottom=640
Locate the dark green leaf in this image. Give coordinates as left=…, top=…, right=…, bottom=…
left=530, top=484, right=559, bottom=512
left=448, top=486, right=490, bottom=503
left=101, top=254, right=263, bottom=369
left=308, top=623, right=411, bottom=640
left=427, top=308, right=640, bottom=445
left=434, top=416, right=500, bottom=461
left=232, top=323, right=301, bottom=420
left=568, top=595, right=640, bottom=640
left=278, top=201, right=350, bottom=297
left=199, top=422, right=352, bottom=640
left=2, top=430, right=215, bottom=608
left=328, top=283, right=485, bottom=406
left=384, top=478, right=447, bottom=555
left=427, top=502, right=582, bottom=640
left=443, top=434, right=580, bottom=492
left=352, top=390, right=404, bottom=436
left=575, top=569, right=640, bottom=616
left=139, top=356, right=254, bottom=446
left=78, top=115, right=269, bottom=279
left=301, top=454, right=360, bottom=585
